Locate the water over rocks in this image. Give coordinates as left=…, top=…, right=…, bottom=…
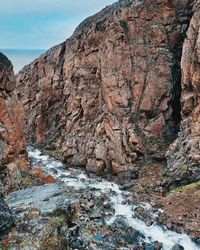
left=2, top=148, right=199, bottom=250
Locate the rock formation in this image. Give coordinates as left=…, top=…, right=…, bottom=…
left=0, top=52, right=29, bottom=192
left=0, top=53, right=30, bottom=235
left=166, top=1, right=200, bottom=185
left=17, top=0, right=196, bottom=176
left=0, top=194, right=13, bottom=237
left=0, top=0, right=199, bottom=245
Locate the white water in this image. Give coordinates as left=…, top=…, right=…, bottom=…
left=28, top=148, right=200, bottom=250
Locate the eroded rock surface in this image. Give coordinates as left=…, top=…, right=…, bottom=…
left=0, top=53, right=29, bottom=173
left=17, top=0, right=194, bottom=174
left=0, top=53, right=29, bottom=193
left=166, top=2, right=200, bottom=185
left=0, top=53, right=30, bottom=234
left=0, top=195, right=13, bottom=238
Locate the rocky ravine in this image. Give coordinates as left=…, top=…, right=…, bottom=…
left=17, top=0, right=196, bottom=177
left=0, top=0, right=199, bottom=248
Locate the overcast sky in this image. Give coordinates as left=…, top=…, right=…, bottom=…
left=0, top=0, right=116, bottom=49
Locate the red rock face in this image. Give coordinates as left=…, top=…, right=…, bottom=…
left=17, top=0, right=194, bottom=174
left=0, top=53, right=29, bottom=186
left=166, top=2, right=200, bottom=184
left=30, top=168, right=56, bottom=184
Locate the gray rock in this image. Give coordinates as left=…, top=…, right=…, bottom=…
left=145, top=245, right=154, bottom=250
left=90, top=213, right=102, bottom=220
left=0, top=195, right=14, bottom=237
left=171, top=244, right=184, bottom=250
left=120, top=182, right=134, bottom=191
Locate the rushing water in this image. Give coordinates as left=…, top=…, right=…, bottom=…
left=28, top=147, right=200, bottom=250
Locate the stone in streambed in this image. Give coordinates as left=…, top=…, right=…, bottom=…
left=112, top=218, right=145, bottom=245
left=90, top=213, right=102, bottom=220
left=145, top=245, right=154, bottom=250
left=171, top=244, right=184, bottom=250
left=64, top=225, right=89, bottom=249
left=120, top=182, right=135, bottom=191
left=30, top=167, right=56, bottom=184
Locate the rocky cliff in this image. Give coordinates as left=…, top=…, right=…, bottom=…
left=17, top=0, right=196, bottom=177
left=0, top=52, right=29, bottom=193
left=166, top=1, right=200, bottom=185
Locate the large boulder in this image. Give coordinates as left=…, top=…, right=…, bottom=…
left=17, top=0, right=194, bottom=173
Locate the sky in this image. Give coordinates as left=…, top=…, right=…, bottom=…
left=0, top=0, right=116, bottom=50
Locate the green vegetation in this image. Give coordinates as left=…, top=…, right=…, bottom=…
left=171, top=181, right=200, bottom=193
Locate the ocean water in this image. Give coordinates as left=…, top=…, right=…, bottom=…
left=0, top=49, right=46, bottom=73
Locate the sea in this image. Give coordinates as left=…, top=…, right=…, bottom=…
left=0, top=49, right=46, bottom=73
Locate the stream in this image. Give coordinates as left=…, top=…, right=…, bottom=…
left=6, top=147, right=200, bottom=250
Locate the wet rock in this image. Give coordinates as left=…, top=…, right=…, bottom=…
left=112, top=218, right=145, bottom=245
left=171, top=244, right=184, bottom=250
left=30, top=167, right=56, bottom=184
left=153, top=241, right=163, bottom=250
left=145, top=245, right=155, bottom=250
left=144, top=243, right=163, bottom=250
left=81, top=200, right=94, bottom=212
left=120, top=182, right=134, bottom=191
left=64, top=225, right=89, bottom=249
left=90, top=213, right=102, bottom=220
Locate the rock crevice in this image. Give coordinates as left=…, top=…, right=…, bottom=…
left=17, top=0, right=198, bottom=176
left=166, top=2, right=200, bottom=185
